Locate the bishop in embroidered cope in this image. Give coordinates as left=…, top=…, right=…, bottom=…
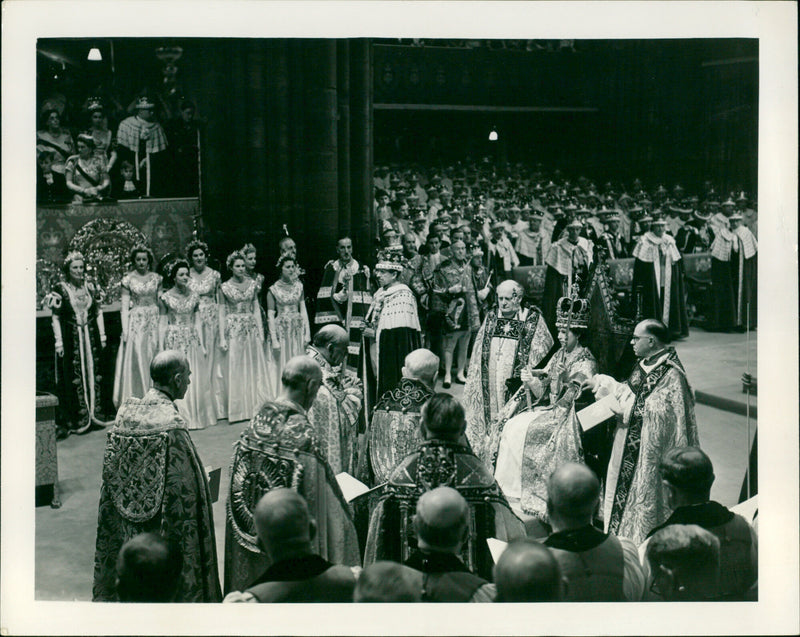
left=305, top=326, right=364, bottom=476
left=463, top=280, right=554, bottom=465
left=366, top=348, right=438, bottom=485
left=364, top=394, right=525, bottom=581
left=586, top=320, right=698, bottom=545
left=223, top=356, right=360, bottom=594
left=93, top=352, right=221, bottom=602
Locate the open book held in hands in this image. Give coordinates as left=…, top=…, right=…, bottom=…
left=576, top=394, right=618, bottom=431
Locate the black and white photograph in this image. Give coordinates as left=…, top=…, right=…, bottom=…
left=2, top=2, right=797, bottom=635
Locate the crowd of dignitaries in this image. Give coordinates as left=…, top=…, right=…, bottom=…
left=38, top=96, right=200, bottom=203
left=83, top=159, right=759, bottom=606
left=372, top=161, right=757, bottom=339
left=48, top=159, right=756, bottom=439
left=93, top=344, right=756, bottom=604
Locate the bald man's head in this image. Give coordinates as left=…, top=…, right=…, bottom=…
left=547, top=463, right=600, bottom=529
left=281, top=356, right=323, bottom=409
left=253, top=488, right=315, bottom=559
left=312, top=324, right=349, bottom=366
left=494, top=539, right=564, bottom=602
left=150, top=350, right=190, bottom=400
left=354, top=562, right=422, bottom=603
left=402, top=348, right=440, bottom=387
left=413, top=487, right=469, bottom=553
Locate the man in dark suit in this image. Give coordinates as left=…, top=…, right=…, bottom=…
left=640, top=446, right=758, bottom=600
left=402, top=487, right=497, bottom=602
left=543, top=463, right=645, bottom=601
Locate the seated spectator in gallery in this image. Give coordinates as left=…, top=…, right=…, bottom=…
left=353, top=562, right=422, bottom=603
left=644, top=524, right=721, bottom=601
left=224, top=488, right=360, bottom=603
left=115, top=533, right=183, bottom=603
left=640, top=446, right=757, bottom=600
left=493, top=539, right=565, bottom=602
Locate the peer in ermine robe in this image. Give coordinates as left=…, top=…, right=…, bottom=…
left=364, top=255, right=422, bottom=402
left=708, top=220, right=739, bottom=332
left=631, top=221, right=689, bottom=339
left=731, top=214, right=758, bottom=330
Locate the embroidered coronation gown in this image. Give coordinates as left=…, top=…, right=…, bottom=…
left=113, top=271, right=161, bottom=407
left=268, top=280, right=308, bottom=392
left=246, top=271, right=266, bottom=342
left=220, top=278, right=274, bottom=423
left=51, top=280, right=110, bottom=434
left=160, top=289, right=217, bottom=429
left=188, top=267, right=226, bottom=420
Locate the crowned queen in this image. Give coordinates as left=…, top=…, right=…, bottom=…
left=491, top=285, right=599, bottom=527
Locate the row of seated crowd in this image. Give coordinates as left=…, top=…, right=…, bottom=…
left=373, top=160, right=758, bottom=335
left=36, top=94, right=199, bottom=203
left=41, top=160, right=757, bottom=606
